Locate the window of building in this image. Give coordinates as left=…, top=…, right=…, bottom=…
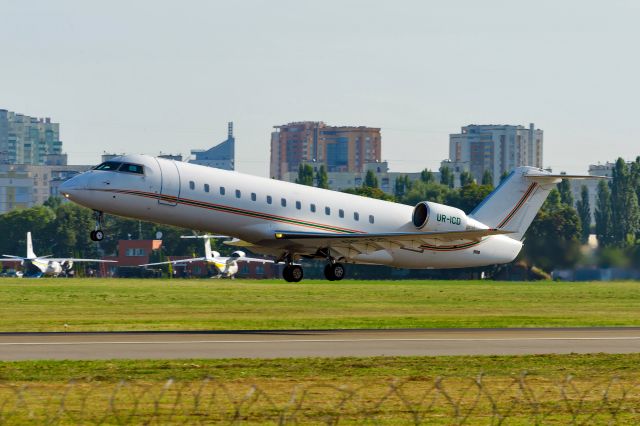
left=267, top=195, right=272, bottom=204
left=281, top=198, right=287, bottom=207
left=220, top=186, right=225, bottom=195
left=251, top=192, right=257, bottom=201
left=255, top=264, right=264, bottom=275
left=189, top=181, right=195, bottom=190
left=296, top=201, right=301, bottom=210
left=369, top=215, right=375, bottom=224
left=354, top=212, right=360, bottom=221
left=125, top=248, right=146, bottom=256
left=339, top=209, right=344, bottom=218
left=235, top=190, right=241, bottom=198
left=310, top=203, right=316, bottom=213
left=204, top=184, right=210, bottom=193
left=325, top=207, right=331, bottom=215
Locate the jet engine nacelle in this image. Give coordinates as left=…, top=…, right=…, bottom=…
left=45, top=261, right=63, bottom=276
left=211, top=251, right=221, bottom=258
left=230, top=250, right=246, bottom=258
left=412, top=201, right=468, bottom=232
left=62, top=260, right=74, bottom=270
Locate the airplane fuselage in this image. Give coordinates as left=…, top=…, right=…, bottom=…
left=61, top=155, right=522, bottom=269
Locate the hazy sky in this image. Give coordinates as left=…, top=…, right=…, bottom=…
left=2, top=0, right=639, bottom=176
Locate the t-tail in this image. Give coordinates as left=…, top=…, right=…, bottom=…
left=26, top=232, right=37, bottom=259
left=470, top=167, right=604, bottom=241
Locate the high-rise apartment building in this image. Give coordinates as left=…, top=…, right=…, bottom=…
left=189, top=122, right=235, bottom=170
left=270, top=122, right=381, bottom=180
left=449, top=123, right=543, bottom=186
left=0, top=109, right=64, bottom=165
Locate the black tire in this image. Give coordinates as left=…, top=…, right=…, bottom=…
left=331, top=263, right=346, bottom=281
left=289, top=265, right=303, bottom=282
left=324, top=264, right=336, bottom=281
left=324, top=263, right=345, bottom=281
left=90, top=230, right=97, bottom=241
left=94, top=230, right=104, bottom=241
left=282, top=266, right=293, bottom=282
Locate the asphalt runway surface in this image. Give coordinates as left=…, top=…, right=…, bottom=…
left=1, top=327, right=640, bottom=360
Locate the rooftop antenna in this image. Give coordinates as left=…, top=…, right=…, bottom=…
left=228, top=122, right=233, bottom=138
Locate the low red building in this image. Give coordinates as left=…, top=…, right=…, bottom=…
left=101, top=239, right=163, bottom=277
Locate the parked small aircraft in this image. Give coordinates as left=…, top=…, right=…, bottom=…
left=60, top=154, right=604, bottom=282
left=139, top=235, right=272, bottom=278
left=0, top=232, right=116, bottom=277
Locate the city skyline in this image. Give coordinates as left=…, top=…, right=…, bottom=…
left=2, top=1, right=639, bottom=177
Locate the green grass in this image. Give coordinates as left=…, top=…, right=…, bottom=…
left=2, top=355, right=640, bottom=424
left=0, top=278, right=639, bottom=331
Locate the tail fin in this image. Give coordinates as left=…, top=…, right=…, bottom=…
left=471, top=167, right=606, bottom=240
left=26, top=232, right=36, bottom=259
left=470, top=167, right=561, bottom=240
left=203, top=237, right=213, bottom=260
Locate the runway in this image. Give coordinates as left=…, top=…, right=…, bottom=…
left=1, top=327, right=640, bottom=360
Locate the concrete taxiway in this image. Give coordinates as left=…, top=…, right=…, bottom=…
left=1, top=327, right=639, bottom=360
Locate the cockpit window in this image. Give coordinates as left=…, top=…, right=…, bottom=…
left=118, top=163, right=144, bottom=174
left=94, top=161, right=122, bottom=171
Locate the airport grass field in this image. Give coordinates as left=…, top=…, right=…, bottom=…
left=0, top=277, right=639, bottom=331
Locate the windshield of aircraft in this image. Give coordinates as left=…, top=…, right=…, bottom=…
left=94, top=162, right=144, bottom=175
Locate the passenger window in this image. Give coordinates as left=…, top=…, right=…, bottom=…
left=220, top=186, right=225, bottom=195
left=204, top=184, right=210, bottom=193
left=251, top=193, right=257, bottom=201
left=189, top=181, right=195, bottom=190
left=325, top=207, right=331, bottom=215
left=236, top=190, right=241, bottom=198
left=354, top=212, right=360, bottom=221
left=296, top=201, right=301, bottom=210
left=267, top=195, right=272, bottom=204
left=310, top=203, right=316, bottom=213
left=281, top=198, right=287, bottom=207
left=369, top=215, right=375, bottom=224
left=339, top=209, right=344, bottom=218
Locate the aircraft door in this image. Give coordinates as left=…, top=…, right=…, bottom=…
left=155, top=158, right=181, bottom=206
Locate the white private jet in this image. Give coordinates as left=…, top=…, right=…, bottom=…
left=139, top=235, right=272, bottom=278
left=0, top=232, right=116, bottom=277
left=59, top=154, right=601, bottom=282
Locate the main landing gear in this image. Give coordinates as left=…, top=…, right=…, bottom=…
left=282, top=264, right=304, bottom=283
left=90, top=210, right=105, bottom=242
left=324, top=262, right=345, bottom=281
left=279, top=249, right=347, bottom=282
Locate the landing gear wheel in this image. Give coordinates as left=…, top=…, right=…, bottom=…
left=283, top=265, right=304, bottom=283
left=90, top=231, right=96, bottom=241
left=91, top=210, right=105, bottom=242
left=94, top=230, right=104, bottom=241
left=324, top=263, right=345, bottom=281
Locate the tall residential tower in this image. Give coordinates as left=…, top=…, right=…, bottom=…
left=0, top=109, right=64, bottom=165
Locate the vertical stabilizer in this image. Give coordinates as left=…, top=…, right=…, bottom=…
left=204, top=236, right=213, bottom=260
left=470, top=167, right=560, bottom=241
left=26, top=232, right=37, bottom=259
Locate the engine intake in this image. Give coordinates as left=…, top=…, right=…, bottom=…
left=412, top=201, right=468, bottom=232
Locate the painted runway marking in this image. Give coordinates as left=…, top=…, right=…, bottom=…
left=1, top=336, right=640, bottom=346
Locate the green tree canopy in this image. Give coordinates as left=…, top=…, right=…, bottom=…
left=295, top=164, right=314, bottom=186
left=315, top=165, right=329, bottom=189
left=575, top=185, right=591, bottom=244
left=363, top=169, right=379, bottom=188
left=595, top=179, right=614, bottom=247
left=439, top=165, right=455, bottom=188
left=459, top=171, right=474, bottom=187
left=481, top=169, right=493, bottom=186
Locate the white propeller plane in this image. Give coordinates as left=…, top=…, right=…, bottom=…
left=0, top=232, right=116, bottom=277
left=60, top=154, right=602, bottom=282
left=139, top=235, right=272, bottom=278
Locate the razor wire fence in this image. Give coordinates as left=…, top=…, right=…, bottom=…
left=1, top=373, right=640, bottom=425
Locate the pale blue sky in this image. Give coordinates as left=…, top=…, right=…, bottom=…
left=2, top=0, right=639, bottom=176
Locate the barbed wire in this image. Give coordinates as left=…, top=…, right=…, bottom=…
left=1, top=373, right=640, bottom=424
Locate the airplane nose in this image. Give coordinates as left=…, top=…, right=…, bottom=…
left=59, top=173, right=88, bottom=199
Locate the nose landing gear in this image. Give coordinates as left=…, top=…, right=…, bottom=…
left=90, top=211, right=105, bottom=242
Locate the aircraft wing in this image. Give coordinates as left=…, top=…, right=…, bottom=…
left=274, top=228, right=512, bottom=254
left=224, top=257, right=273, bottom=264
left=139, top=257, right=208, bottom=267
left=1, top=255, right=25, bottom=260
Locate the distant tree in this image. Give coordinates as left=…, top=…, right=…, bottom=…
left=610, top=158, right=640, bottom=245
left=399, top=181, right=451, bottom=206
left=595, top=179, right=614, bottom=247
left=43, top=196, right=63, bottom=210
left=420, top=168, right=435, bottom=183
left=394, top=175, right=411, bottom=199
left=575, top=185, right=591, bottom=244
left=459, top=171, right=474, bottom=187
left=481, top=169, right=493, bottom=186
left=557, top=175, right=574, bottom=207
left=315, top=165, right=329, bottom=189
left=500, top=170, right=510, bottom=183
left=439, top=165, right=455, bottom=188
left=295, top=164, right=314, bottom=186
left=343, top=186, right=395, bottom=201
left=363, top=169, right=379, bottom=188
left=445, top=184, right=494, bottom=214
